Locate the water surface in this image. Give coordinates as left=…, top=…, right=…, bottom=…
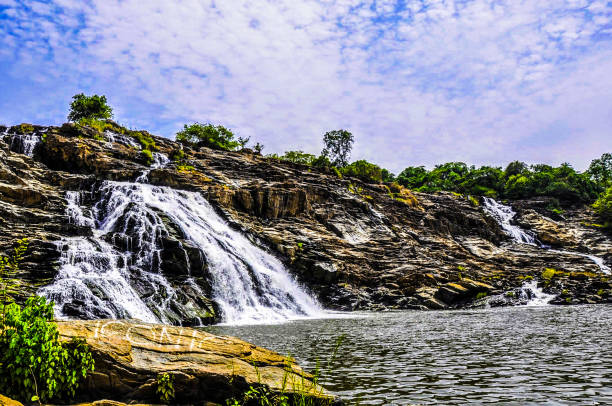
left=207, top=305, right=612, bottom=405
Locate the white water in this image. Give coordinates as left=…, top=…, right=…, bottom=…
left=482, top=197, right=537, bottom=244
left=9, top=133, right=41, bottom=157
left=41, top=177, right=322, bottom=324
left=483, top=197, right=610, bottom=275
left=519, top=280, right=555, bottom=306
left=135, top=152, right=170, bottom=183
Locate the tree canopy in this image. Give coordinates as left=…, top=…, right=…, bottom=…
left=67, top=93, right=113, bottom=122
left=322, top=129, right=353, bottom=167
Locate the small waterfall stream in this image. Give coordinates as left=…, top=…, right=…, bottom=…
left=9, top=133, right=42, bottom=157
left=483, top=197, right=610, bottom=274
left=40, top=155, right=322, bottom=325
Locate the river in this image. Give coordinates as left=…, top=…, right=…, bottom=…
left=207, top=305, right=611, bottom=405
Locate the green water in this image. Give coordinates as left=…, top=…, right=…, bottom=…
left=206, top=305, right=612, bottom=405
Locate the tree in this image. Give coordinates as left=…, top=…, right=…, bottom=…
left=279, top=150, right=317, bottom=165
left=67, top=93, right=113, bottom=122
left=588, top=153, right=612, bottom=188
left=321, top=129, right=353, bottom=167
left=175, top=123, right=240, bottom=151
left=504, top=161, right=528, bottom=179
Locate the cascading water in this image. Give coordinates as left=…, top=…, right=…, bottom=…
left=9, top=133, right=42, bottom=157
left=518, top=280, right=555, bottom=306
left=40, top=158, right=322, bottom=325
left=483, top=197, right=610, bottom=275
left=482, top=197, right=538, bottom=244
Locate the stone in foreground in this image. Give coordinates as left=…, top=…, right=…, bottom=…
left=57, top=320, right=333, bottom=405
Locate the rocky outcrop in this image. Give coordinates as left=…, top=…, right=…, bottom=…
left=1, top=122, right=611, bottom=319
left=57, top=320, right=332, bottom=405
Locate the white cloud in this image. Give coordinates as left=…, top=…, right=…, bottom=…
left=0, top=0, right=611, bottom=172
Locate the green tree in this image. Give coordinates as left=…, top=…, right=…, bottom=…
left=397, top=166, right=428, bottom=189
left=67, top=93, right=113, bottom=122
left=588, top=153, right=612, bottom=188
left=321, top=129, right=353, bottom=167
left=175, top=123, right=240, bottom=151
left=381, top=168, right=395, bottom=183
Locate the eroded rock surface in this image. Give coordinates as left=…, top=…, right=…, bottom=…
left=1, top=123, right=611, bottom=319
left=57, top=320, right=330, bottom=404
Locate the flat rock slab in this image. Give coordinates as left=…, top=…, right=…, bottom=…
left=57, top=320, right=331, bottom=404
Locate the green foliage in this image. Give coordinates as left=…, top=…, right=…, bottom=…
left=542, top=268, right=556, bottom=280
left=0, top=241, right=94, bottom=403
left=0, top=297, right=94, bottom=403
left=67, top=93, right=113, bottom=122
left=311, top=155, right=331, bottom=168
left=8, top=124, right=35, bottom=135
left=321, top=129, right=353, bottom=167
left=156, top=373, right=175, bottom=403
left=176, top=123, right=240, bottom=151
left=254, top=142, right=264, bottom=154
left=278, top=151, right=317, bottom=165
left=341, top=160, right=383, bottom=183
left=588, top=153, right=612, bottom=188
left=381, top=168, right=395, bottom=183
left=169, top=148, right=185, bottom=163
left=141, top=149, right=153, bottom=165
left=0, top=238, right=28, bottom=308
left=476, top=292, right=488, bottom=300
left=593, top=186, right=612, bottom=227
left=396, top=161, right=599, bottom=205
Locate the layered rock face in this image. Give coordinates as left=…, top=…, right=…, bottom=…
left=1, top=123, right=611, bottom=323
left=56, top=320, right=330, bottom=405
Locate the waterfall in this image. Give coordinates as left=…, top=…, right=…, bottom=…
left=519, top=280, right=555, bottom=306
left=482, top=197, right=538, bottom=244
left=9, top=133, right=42, bottom=157
left=483, top=197, right=610, bottom=274
left=40, top=177, right=322, bottom=325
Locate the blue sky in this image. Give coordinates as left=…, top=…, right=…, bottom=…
left=1, top=0, right=611, bottom=173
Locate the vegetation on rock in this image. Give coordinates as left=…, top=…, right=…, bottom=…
left=593, top=186, right=612, bottom=227
left=0, top=241, right=94, bottom=404
left=176, top=123, right=241, bottom=151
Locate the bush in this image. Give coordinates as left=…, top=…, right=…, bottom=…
left=341, top=160, right=382, bottom=183
left=593, top=186, right=612, bottom=226
left=176, top=123, right=239, bottom=151
left=1, top=241, right=93, bottom=403
left=67, top=93, right=113, bottom=122
left=278, top=151, right=317, bottom=165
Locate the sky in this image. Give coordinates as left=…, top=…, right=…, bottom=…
left=1, top=0, right=611, bottom=173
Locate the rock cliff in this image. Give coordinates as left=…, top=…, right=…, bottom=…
left=1, top=122, right=611, bottom=322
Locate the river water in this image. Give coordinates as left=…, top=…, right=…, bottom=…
left=207, top=305, right=612, bottom=405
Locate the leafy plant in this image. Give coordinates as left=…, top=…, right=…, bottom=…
left=176, top=123, right=240, bottom=151
left=593, top=186, right=612, bottom=227
left=0, top=238, right=28, bottom=311
left=156, top=373, right=175, bottom=403
left=341, top=160, right=383, bottom=184
left=0, top=241, right=94, bottom=403
left=68, top=93, right=113, bottom=122
left=541, top=268, right=556, bottom=280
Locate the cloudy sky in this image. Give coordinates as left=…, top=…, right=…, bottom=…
left=1, top=0, right=611, bottom=173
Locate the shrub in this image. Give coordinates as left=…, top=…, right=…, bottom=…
left=341, top=160, right=382, bottom=183
left=156, top=373, right=175, bottom=403
left=176, top=123, right=239, bottom=151
left=593, top=186, right=612, bottom=227
left=279, top=151, right=317, bottom=165
left=67, top=93, right=113, bottom=122
left=0, top=241, right=94, bottom=403
left=8, top=124, right=35, bottom=135
left=321, top=129, right=353, bottom=167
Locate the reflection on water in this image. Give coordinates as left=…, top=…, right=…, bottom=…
left=206, top=305, right=612, bottom=405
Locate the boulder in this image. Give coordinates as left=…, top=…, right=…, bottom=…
left=57, top=320, right=333, bottom=405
